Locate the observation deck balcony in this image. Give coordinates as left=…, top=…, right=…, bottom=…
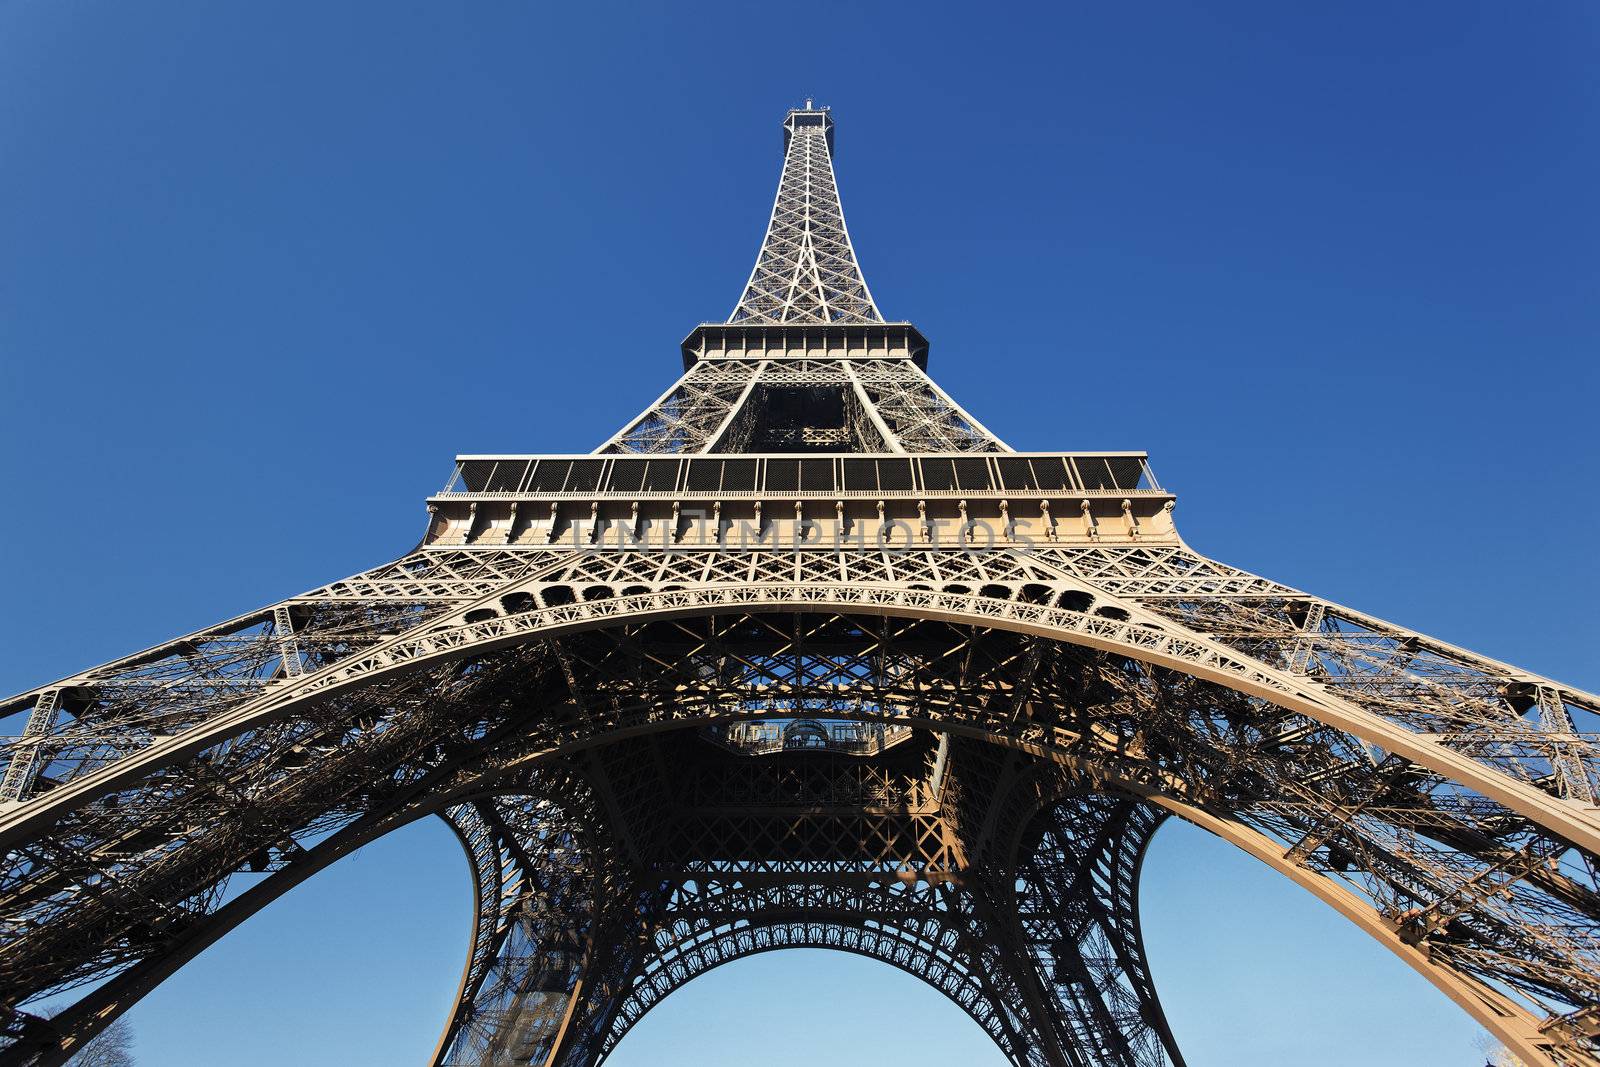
left=702, top=719, right=917, bottom=757
left=437, top=451, right=1162, bottom=500
left=681, top=322, right=929, bottom=369
left=424, top=451, right=1177, bottom=549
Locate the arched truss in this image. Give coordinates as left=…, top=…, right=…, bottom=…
left=431, top=776, right=1183, bottom=1067
left=433, top=789, right=608, bottom=1067
left=1, top=544, right=1598, bottom=1066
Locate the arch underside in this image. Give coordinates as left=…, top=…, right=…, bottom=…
left=1, top=545, right=1597, bottom=1066
left=434, top=770, right=1180, bottom=1067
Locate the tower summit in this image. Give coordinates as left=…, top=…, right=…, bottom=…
left=608, top=105, right=1000, bottom=454
left=730, top=103, right=881, bottom=325
left=2, top=108, right=1597, bottom=1067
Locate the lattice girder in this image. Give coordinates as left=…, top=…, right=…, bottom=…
left=2, top=551, right=1597, bottom=1065
left=595, top=357, right=1005, bottom=455
left=597, top=879, right=1079, bottom=1067
left=4, top=103, right=1599, bottom=1067
left=730, top=108, right=881, bottom=326
left=7, top=548, right=1591, bottom=856
left=434, top=789, right=609, bottom=1067
left=428, top=737, right=1185, bottom=1067
left=596, top=360, right=761, bottom=455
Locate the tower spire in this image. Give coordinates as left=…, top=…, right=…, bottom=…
left=729, top=104, right=883, bottom=325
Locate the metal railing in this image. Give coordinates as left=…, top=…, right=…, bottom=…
left=438, top=451, right=1163, bottom=499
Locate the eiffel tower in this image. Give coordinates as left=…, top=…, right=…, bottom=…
left=3, top=104, right=1598, bottom=1067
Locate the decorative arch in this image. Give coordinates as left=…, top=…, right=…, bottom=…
left=4, top=581, right=1593, bottom=852
left=3, top=572, right=1597, bottom=1066
left=429, top=771, right=1184, bottom=1067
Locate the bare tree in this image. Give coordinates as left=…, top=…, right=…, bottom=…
left=37, top=1010, right=134, bottom=1067
left=67, top=1016, right=133, bottom=1067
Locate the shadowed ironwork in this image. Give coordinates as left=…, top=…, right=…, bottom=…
left=2, top=106, right=1597, bottom=1067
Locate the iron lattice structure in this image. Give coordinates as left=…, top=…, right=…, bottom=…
left=2, top=105, right=1598, bottom=1067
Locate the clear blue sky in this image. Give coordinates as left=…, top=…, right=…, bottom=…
left=2, top=3, right=1595, bottom=1065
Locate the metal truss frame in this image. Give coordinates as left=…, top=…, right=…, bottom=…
left=432, top=736, right=1184, bottom=1067
left=2, top=104, right=1597, bottom=1067
left=595, top=357, right=1004, bottom=455
left=729, top=105, right=881, bottom=326
left=2, top=563, right=1595, bottom=1064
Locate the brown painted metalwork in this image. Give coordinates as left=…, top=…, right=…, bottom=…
left=1, top=105, right=1597, bottom=1067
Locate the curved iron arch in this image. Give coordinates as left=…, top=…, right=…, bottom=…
left=605, top=918, right=1031, bottom=1061
left=4, top=583, right=1593, bottom=854
left=9, top=717, right=1581, bottom=1067
left=2, top=588, right=1596, bottom=1065
left=582, top=793, right=1180, bottom=1067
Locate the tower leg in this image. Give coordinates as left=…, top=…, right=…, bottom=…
left=1006, top=796, right=1184, bottom=1067
left=434, top=792, right=616, bottom=1067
